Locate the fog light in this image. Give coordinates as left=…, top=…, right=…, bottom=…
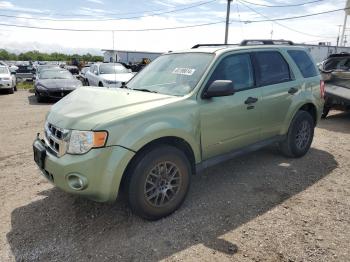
left=67, top=174, right=87, bottom=191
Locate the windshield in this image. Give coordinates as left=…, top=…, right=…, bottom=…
left=39, top=70, right=73, bottom=79
left=323, top=57, right=350, bottom=71
left=38, top=66, right=60, bottom=73
left=0, top=67, right=9, bottom=74
left=127, top=53, right=213, bottom=96
left=99, top=63, right=129, bottom=74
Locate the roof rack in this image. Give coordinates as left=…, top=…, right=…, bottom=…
left=240, top=39, right=294, bottom=46
left=191, top=44, right=236, bottom=49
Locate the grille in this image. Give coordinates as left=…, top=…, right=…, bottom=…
left=44, top=122, right=68, bottom=157
left=49, top=90, right=71, bottom=97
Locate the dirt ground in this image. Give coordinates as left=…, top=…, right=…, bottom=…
left=0, top=90, right=349, bottom=262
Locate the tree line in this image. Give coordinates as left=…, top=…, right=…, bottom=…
left=0, top=49, right=103, bottom=62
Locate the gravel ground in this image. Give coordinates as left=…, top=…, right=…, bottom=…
left=0, top=90, right=349, bottom=262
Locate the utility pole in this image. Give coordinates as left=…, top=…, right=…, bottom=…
left=336, top=25, right=342, bottom=52
left=340, top=0, right=350, bottom=46
left=224, top=0, right=233, bottom=44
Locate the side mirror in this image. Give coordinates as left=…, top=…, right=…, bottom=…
left=203, top=80, right=235, bottom=99
left=128, top=69, right=132, bottom=73
left=94, top=70, right=99, bottom=75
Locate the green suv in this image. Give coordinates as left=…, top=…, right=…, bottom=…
left=33, top=40, right=324, bottom=220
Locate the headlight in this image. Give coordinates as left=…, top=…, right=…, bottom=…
left=67, top=130, right=108, bottom=155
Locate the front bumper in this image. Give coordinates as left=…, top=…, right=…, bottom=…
left=33, top=138, right=135, bottom=202
left=36, top=89, right=75, bottom=99
left=0, top=80, right=12, bottom=89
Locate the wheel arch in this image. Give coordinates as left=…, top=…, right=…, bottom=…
left=120, top=136, right=197, bottom=191
left=282, top=102, right=319, bottom=135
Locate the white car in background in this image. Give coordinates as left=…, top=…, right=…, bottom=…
left=0, top=65, right=16, bottom=94
left=85, top=63, right=134, bottom=88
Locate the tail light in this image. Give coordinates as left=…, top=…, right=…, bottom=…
left=320, top=80, right=325, bottom=99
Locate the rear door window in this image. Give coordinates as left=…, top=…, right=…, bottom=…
left=254, top=51, right=292, bottom=86
left=288, top=50, right=318, bottom=78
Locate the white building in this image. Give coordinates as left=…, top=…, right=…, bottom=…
left=301, top=44, right=350, bottom=63
left=102, top=49, right=162, bottom=64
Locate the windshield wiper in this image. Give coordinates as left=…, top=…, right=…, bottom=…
left=132, top=88, right=158, bottom=93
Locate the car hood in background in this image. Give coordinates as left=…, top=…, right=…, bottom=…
left=37, top=79, right=82, bottom=89
left=100, top=73, right=134, bottom=82
left=47, top=86, right=181, bottom=130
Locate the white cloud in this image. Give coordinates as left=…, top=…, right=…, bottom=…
left=86, top=0, right=104, bottom=5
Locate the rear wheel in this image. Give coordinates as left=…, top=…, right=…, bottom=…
left=126, top=145, right=191, bottom=220
left=279, top=110, right=314, bottom=158
left=86, top=79, right=90, bottom=86
left=14, top=85, right=17, bottom=92
left=98, top=82, right=103, bottom=87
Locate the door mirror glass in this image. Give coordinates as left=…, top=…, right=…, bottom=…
left=203, top=80, right=235, bottom=99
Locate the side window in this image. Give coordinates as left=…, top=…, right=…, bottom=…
left=288, top=50, right=319, bottom=78
left=255, top=51, right=291, bottom=86
left=208, top=53, right=254, bottom=91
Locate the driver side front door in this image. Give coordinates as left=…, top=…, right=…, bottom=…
left=200, top=52, right=263, bottom=160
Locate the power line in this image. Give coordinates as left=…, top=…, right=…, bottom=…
left=239, top=0, right=324, bottom=8
left=0, top=0, right=217, bottom=22
left=243, top=7, right=350, bottom=23
left=238, top=0, right=337, bottom=39
left=0, top=20, right=226, bottom=32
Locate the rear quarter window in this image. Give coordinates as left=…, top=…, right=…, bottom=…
left=288, top=50, right=319, bottom=78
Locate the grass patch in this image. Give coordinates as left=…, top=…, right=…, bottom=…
left=17, top=81, right=34, bottom=91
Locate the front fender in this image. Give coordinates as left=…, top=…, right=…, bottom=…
left=116, top=116, right=201, bottom=163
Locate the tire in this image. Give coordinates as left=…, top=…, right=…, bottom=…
left=321, top=106, right=330, bottom=119
left=86, top=79, right=90, bottom=86
left=14, top=85, right=17, bottom=92
left=8, top=87, right=14, bottom=94
left=98, top=82, right=103, bottom=87
left=279, top=110, right=314, bottom=158
left=36, top=92, right=45, bottom=103
left=126, top=145, right=191, bottom=220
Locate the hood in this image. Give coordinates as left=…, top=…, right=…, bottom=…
left=37, top=79, right=82, bottom=89
left=47, top=87, right=181, bottom=130
left=100, top=73, right=134, bottom=82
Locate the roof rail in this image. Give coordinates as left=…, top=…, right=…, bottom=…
left=191, top=44, right=236, bottom=49
left=240, top=39, right=294, bottom=46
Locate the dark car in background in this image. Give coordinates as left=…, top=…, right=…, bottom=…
left=34, top=69, right=82, bottom=103
left=319, top=53, right=350, bottom=118
left=16, top=64, right=36, bottom=81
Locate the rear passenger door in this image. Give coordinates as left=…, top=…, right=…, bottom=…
left=253, top=50, right=298, bottom=139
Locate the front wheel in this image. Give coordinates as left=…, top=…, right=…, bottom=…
left=126, top=146, right=191, bottom=220
left=279, top=110, right=314, bottom=158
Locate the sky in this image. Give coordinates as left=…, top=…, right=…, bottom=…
left=0, top=0, right=348, bottom=55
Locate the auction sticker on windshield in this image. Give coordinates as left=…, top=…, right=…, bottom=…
left=172, top=68, right=196, bottom=76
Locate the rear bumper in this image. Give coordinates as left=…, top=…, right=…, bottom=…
left=33, top=138, right=135, bottom=202
left=324, top=84, right=350, bottom=108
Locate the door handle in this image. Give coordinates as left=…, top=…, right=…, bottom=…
left=288, top=87, right=299, bottom=95
left=244, top=97, right=258, bottom=105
